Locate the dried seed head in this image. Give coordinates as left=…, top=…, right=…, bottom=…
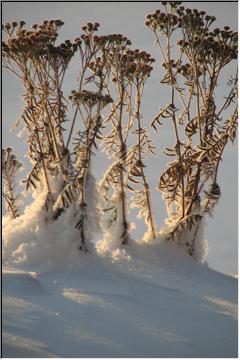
left=75, top=37, right=82, bottom=45
left=93, top=22, right=100, bottom=31
left=55, top=19, right=64, bottom=26
left=87, top=22, right=93, bottom=30
left=5, top=23, right=11, bottom=30
left=177, top=39, right=183, bottom=46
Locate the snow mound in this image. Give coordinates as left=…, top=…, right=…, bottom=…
left=2, top=252, right=237, bottom=358
left=2, top=192, right=84, bottom=271
left=3, top=201, right=208, bottom=273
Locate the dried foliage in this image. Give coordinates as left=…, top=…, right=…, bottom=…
left=145, top=1, right=238, bottom=254
left=2, top=148, right=23, bottom=219
left=124, top=51, right=156, bottom=238
left=2, top=4, right=238, bottom=257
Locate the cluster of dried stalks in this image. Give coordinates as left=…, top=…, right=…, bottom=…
left=2, top=2, right=238, bottom=256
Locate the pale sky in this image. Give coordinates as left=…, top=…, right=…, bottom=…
left=2, top=1, right=238, bottom=274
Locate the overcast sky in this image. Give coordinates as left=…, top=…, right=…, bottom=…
left=2, top=1, right=238, bottom=274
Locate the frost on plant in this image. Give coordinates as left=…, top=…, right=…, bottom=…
left=2, top=148, right=23, bottom=219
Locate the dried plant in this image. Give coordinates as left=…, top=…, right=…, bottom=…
left=124, top=50, right=156, bottom=239
left=2, top=148, right=23, bottom=219
left=146, top=1, right=238, bottom=255
left=99, top=38, right=137, bottom=245
left=2, top=19, right=76, bottom=215
left=54, top=24, right=116, bottom=250
left=2, top=6, right=237, bottom=259
left=2, top=21, right=113, bottom=250
left=99, top=40, right=156, bottom=244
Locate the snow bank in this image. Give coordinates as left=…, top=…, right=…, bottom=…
left=2, top=246, right=237, bottom=357
left=3, top=189, right=82, bottom=271
left=3, top=200, right=208, bottom=273
left=2, top=170, right=105, bottom=271
left=159, top=219, right=209, bottom=263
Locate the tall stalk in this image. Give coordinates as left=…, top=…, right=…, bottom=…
left=146, top=2, right=238, bottom=254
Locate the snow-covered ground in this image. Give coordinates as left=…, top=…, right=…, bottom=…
left=2, top=240, right=237, bottom=358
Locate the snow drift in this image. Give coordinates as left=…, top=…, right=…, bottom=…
left=2, top=242, right=237, bottom=357
left=3, top=180, right=209, bottom=272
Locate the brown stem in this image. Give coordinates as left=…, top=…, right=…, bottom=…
left=3, top=192, right=18, bottom=219
left=66, top=105, right=79, bottom=150
left=118, top=82, right=128, bottom=245
left=54, top=67, right=66, bottom=149
left=44, top=103, right=64, bottom=175
left=78, top=173, right=88, bottom=252
left=213, top=135, right=228, bottom=184
left=136, top=82, right=156, bottom=238
left=185, top=164, right=201, bottom=216
left=190, top=216, right=202, bottom=256
left=195, top=72, right=203, bottom=147
left=35, top=128, right=52, bottom=195
left=166, top=35, right=185, bottom=219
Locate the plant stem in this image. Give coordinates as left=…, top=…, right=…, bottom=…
left=3, top=192, right=18, bottom=219
left=136, top=82, right=156, bottom=238
left=118, top=82, right=128, bottom=245
left=35, top=128, right=52, bottom=195
left=166, top=34, right=185, bottom=219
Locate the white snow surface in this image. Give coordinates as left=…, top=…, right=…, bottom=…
left=2, top=239, right=238, bottom=358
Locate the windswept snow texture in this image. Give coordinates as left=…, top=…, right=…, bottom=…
left=2, top=242, right=237, bottom=358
